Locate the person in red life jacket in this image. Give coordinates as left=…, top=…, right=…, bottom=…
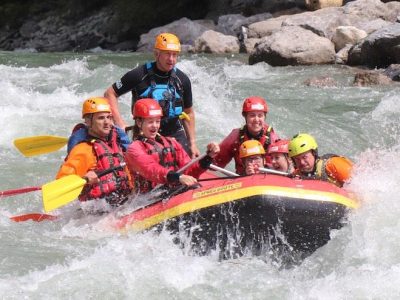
left=239, top=140, right=267, bottom=175
left=124, top=98, right=220, bottom=194
left=213, top=96, right=280, bottom=175
left=56, top=97, right=133, bottom=206
left=267, top=139, right=295, bottom=174
left=288, top=133, right=353, bottom=187
left=104, top=33, right=200, bottom=158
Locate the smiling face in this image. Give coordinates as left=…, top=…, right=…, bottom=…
left=155, top=50, right=178, bottom=72
left=270, top=153, right=290, bottom=172
left=292, top=150, right=316, bottom=173
left=138, top=117, right=161, bottom=139
left=245, top=111, right=265, bottom=135
left=87, top=112, right=113, bottom=139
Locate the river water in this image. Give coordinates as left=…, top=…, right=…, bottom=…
left=0, top=51, right=400, bottom=299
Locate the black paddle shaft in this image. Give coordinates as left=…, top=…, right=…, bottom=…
left=94, top=162, right=126, bottom=179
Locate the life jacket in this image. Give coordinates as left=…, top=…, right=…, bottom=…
left=234, top=125, right=273, bottom=173
left=134, top=134, right=179, bottom=194
left=67, top=123, right=131, bottom=156
left=239, top=124, right=273, bottom=150
left=135, top=62, right=184, bottom=120
left=79, top=128, right=132, bottom=206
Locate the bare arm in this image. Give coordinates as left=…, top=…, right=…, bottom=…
left=104, top=86, right=127, bottom=129
left=183, top=107, right=200, bottom=158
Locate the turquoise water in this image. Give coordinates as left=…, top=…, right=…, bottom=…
left=0, top=51, right=400, bottom=299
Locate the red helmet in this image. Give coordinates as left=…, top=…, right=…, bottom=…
left=267, top=139, right=289, bottom=154
left=242, top=96, right=268, bottom=114
left=133, top=98, right=163, bottom=118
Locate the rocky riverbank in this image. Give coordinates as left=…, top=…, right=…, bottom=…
left=1, top=0, right=400, bottom=81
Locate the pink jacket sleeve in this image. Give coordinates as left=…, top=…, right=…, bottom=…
left=213, top=128, right=240, bottom=168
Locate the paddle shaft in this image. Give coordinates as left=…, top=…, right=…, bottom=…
left=95, top=162, right=126, bottom=178
left=259, top=167, right=290, bottom=176
left=0, top=186, right=41, bottom=197
left=209, top=164, right=239, bottom=176
left=177, top=153, right=207, bottom=173
left=152, top=153, right=207, bottom=191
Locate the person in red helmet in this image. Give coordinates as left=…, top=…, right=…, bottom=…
left=125, top=98, right=220, bottom=194
left=213, top=96, right=280, bottom=174
left=267, top=139, right=295, bottom=174
left=104, top=33, right=200, bottom=158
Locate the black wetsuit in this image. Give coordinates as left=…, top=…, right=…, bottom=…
left=112, top=62, right=193, bottom=155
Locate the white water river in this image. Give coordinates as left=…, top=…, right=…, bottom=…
left=0, top=51, right=400, bottom=299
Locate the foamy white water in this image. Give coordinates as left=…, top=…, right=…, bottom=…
left=0, top=51, right=400, bottom=299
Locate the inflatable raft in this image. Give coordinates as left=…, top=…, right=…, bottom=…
left=114, top=172, right=358, bottom=259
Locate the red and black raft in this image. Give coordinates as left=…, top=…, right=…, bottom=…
left=114, top=172, right=359, bottom=259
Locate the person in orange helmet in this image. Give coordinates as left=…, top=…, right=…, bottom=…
left=238, top=140, right=267, bottom=175
left=56, top=97, right=133, bottom=206
left=267, top=139, right=295, bottom=174
left=104, top=33, right=200, bottom=158
left=288, top=133, right=353, bottom=187
left=125, top=98, right=219, bottom=194
left=214, top=96, right=281, bottom=175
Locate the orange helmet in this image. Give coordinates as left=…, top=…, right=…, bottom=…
left=242, top=96, right=268, bottom=115
left=133, top=98, right=163, bottom=119
left=239, top=140, right=266, bottom=159
left=82, top=97, right=111, bottom=118
left=267, top=139, right=289, bottom=154
left=154, top=33, right=181, bottom=52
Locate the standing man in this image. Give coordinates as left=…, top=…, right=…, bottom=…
left=104, top=32, right=200, bottom=158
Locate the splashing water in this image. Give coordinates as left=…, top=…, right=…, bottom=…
left=0, top=51, right=400, bottom=298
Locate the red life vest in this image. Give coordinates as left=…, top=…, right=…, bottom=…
left=234, top=124, right=273, bottom=174
left=134, top=135, right=178, bottom=194
left=79, top=128, right=132, bottom=206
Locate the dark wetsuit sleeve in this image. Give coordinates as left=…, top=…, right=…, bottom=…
left=176, top=69, right=193, bottom=109
left=112, top=66, right=145, bottom=97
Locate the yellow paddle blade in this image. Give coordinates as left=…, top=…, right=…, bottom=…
left=42, top=175, right=87, bottom=212
left=14, top=136, right=68, bottom=157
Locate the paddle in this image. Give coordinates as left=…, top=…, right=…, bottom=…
left=10, top=213, right=57, bottom=222
left=14, top=136, right=68, bottom=157
left=259, top=167, right=290, bottom=176
left=0, top=186, right=41, bottom=197
left=42, top=163, right=126, bottom=212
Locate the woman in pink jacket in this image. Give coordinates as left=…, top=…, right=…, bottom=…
left=214, top=96, right=280, bottom=174
left=125, top=98, right=219, bottom=194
